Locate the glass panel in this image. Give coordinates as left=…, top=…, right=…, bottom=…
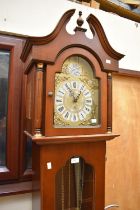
left=54, top=56, right=100, bottom=128
left=56, top=157, right=94, bottom=210
left=25, top=136, right=32, bottom=169
left=0, top=50, right=10, bottom=167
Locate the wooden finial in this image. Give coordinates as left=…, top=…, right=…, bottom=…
left=74, top=11, right=87, bottom=32
left=77, top=11, right=84, bottom=27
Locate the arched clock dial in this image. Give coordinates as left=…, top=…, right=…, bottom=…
left=54, top=55, right=100, bottom=127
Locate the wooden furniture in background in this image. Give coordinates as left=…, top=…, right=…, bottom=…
left=69, top=0, right=140, bottom=22
left=105, top=74, right=140, bottom=210
left=0, top=35, right=23, bottom=182
left=0, top=34, right=33, bottom=186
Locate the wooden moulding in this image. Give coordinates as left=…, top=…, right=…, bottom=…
left=20, top=9, right=75, bottom=62
left=117, top=68, right=140, bottom=78
left=21, top=9, right=124, bottom=73
left=86, top=14, right=124, bottom=62
left=0, top=181, right=32, bottom=197
left=24, top=131, right=119, bottom=145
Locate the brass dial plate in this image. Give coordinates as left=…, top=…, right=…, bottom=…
left=54, top=56, right=99, bottom=127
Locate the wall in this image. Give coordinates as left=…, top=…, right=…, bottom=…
left=106, top=74, right=140, bottom=209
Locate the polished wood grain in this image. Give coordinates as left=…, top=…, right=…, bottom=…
left=32, top=142, right=41, bottom=210
left=19, top=73, right=34, bottom=181
left=32, top=141, right=106, bottom=210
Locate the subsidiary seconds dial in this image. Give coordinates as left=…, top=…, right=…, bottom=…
left=66, top=63, right=82, bottom=76
left=54, top=80, right=94, bottom=126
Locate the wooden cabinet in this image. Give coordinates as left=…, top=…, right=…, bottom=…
left=21, top=10, right=124, bottom=210
left=0, top=35, right=25, bottom=182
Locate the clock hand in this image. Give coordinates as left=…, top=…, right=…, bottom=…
left=74, top=91, right=81, bottom=102
left=65, top=85, right=81, bottom=102
left=66, top=86, right=76, bottom=100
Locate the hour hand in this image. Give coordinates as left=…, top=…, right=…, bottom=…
left=74, top=91, right=81, bottom=102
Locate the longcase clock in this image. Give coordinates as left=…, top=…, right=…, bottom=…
left=21, top=10, right=124, bottom=210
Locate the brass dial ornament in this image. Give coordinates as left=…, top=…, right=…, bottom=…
left=54, top=56, right=99, bottom=127
left=63, top=63, right=82, bottom=76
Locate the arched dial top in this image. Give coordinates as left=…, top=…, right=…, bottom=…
left=54, top=56, right=99, bottom=127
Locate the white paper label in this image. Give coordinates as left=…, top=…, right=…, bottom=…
left=71, top=157, right=80, bottom=164
left=106, top=59, right=111, bottom=64
left=47, top=162, right=52, bottom=169
left=91, top=118, right=97, bottom=124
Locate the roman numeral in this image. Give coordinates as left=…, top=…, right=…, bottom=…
left=58, top=106, right=64, bottom=113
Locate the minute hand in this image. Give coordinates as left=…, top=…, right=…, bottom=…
left=66, top=86, right=75, bottom=99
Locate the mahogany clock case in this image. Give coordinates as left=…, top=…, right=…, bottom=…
left=20, top=9, right=124, bottom=210
left=32, top=141, right=106, bottom=210
left=21, top=9, right=124, bottom=139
